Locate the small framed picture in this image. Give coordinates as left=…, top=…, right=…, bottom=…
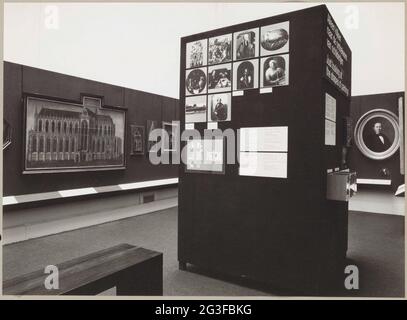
left=185, top=67, right=207, bottom=96
left=130, top=125, right=145, bottom=155
left=233, top=59, right=259, bottom=91
left=208, top=34, right=232, bottom=65
left=185, top=95, right=207, bottom=123
left=208, top=63, right=232, bottom=94
left=186, top=39, right=207, bottom=68
left=146, top=120, right=159, bottom=153
left=260, top=21, right=290, bottom=56
left=208, top=93, right=232, bottom=122
left=260, top=54, right=289, bottom=88
left=233, top=28, right=259, bottom=61
left=162, top=121, right=179, bottom=152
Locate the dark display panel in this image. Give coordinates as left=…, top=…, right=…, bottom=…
left=178, top=5, right=352, bottom=294
left=3, top=61, right=179, bottom=196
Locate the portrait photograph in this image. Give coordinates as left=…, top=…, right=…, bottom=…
left=186, top=39, right=207, bottom=68
left=185, top=95, right=207, bottom=123
left=130, top=125, right=145, bottom=155
left=208, top=93, right=231, bottom=122
left=208, top=63, right=232, bottom=93
left=208, top=34, right=232, bottom=65
left=354, top=109, right=400, bottom=160
left=233, top=28, right=259, bottom=61
left=260, top=21, right=290, bottom=56
left=233, top=59, right=259, bottom=91
left=363, top=118, right=394, bottom=153
left=24, top=96, right=125, bottom=173
left=260, top=54, right=289, bottom=88
left=185, top=67, right=207, bottom=96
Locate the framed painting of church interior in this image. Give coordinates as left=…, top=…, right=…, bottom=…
left=23, top=95, right=126, bottom=173
left=354, top=109, right=400, bottom=160
left=130, top=125, right=145, bottom=155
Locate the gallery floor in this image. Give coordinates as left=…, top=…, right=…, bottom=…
left=3, top=190, right=404, bottom=297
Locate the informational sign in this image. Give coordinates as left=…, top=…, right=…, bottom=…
left=240, top=127, right=288, bottom=152
left=239, top=126, right=288, bottom=178
left=239, top=152, right=287, bottom=178
left=324, top=13, right=351, bottom=97
left=325, top=93, right=336, bottom=122
left=325, top=119, right=336, bottom=146
left=186, top=138, right=224, bottom=173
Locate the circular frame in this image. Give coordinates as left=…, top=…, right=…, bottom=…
left=354, top=108, right=400, bottom=160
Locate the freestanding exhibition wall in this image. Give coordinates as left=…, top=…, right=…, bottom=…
left=178, top=5, right=353, bottom=294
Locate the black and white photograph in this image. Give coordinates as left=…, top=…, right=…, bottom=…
left=185, top=67, right=207, bottom=96
left=162, top=121, right=178, bottom=152
left=260, top=21, right=290, bottom=56
left=146, top=119, right=159, bottom=153
left=1, top=2, right=405, bottom=302
left=24, top=96, right=125, bottom=173
left=208, top=63, right=232, bottom=93
left=233, top=59, right=259, bottom=91
left=354, top=109, right=401, bottom=160
left=186, top=137, right=225, bottom=173
left=260, top=54, right=289, bottom=87
left=208, top=93, right=232, bottom=122
left=186, top=39, right=207, bottom=68
left=208, top=34, right=232, bottom=65
left=130, top=125, right=145, bottom=155
left=233, top=28, right=259, bottom=60
left=185, top=95, right=207, bottom=123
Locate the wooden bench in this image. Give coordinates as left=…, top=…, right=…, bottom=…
left=3, top=244, right=163, bottom=296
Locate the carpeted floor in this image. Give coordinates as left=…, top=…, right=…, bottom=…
left=3, top=208, right=404, bottom=297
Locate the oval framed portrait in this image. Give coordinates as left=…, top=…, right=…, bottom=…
left=354, top=109, right=400, bottom=160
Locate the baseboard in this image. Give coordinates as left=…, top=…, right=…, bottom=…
left=3, top=197, right=178, bottom=244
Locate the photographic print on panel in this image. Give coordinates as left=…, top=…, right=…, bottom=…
left=185, top=95, right=207, bottom=123
left=208, top=34, right=232, bottom=65
left=24, top=96, right=125, bottom=173
left=185, top=67, right=207, bottom=96
left=130, top=125, right=145, bottom=155
left=260, top=54, right=289, bottom=88
left=233, top=59, right=259, bottom=91
left=208, top=93, right=232, bottom=122
left=208, top=63, right=232, bottom=93
left=233, top=28, right=259, bottom=61
left=186, top=39, right=207, bottom=68
left=260, top=21, right=289, bottom=56
left=162, top=121, right=179, bottom=152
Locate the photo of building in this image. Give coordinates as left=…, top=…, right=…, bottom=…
left=25, top=97, right=124, bottom=172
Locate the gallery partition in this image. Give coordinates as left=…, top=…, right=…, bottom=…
left=178, top=5, right=353, bottom=294
left=3, top=62, right=179, bottom=197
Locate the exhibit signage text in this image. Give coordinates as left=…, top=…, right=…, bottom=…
left=325, top=13, right=351, bottom=97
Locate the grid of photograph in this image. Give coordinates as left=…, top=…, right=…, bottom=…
left=184, top=21, right=290, bottom=123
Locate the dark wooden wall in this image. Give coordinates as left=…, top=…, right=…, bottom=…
left=3, top=61, right=179, bottom=196
left=178, top=5, right=351, bottom=294
left=349, top=92, right=404, bottom=190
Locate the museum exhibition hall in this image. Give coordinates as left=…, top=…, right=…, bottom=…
left=1, top=3, right=405, bottom=297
